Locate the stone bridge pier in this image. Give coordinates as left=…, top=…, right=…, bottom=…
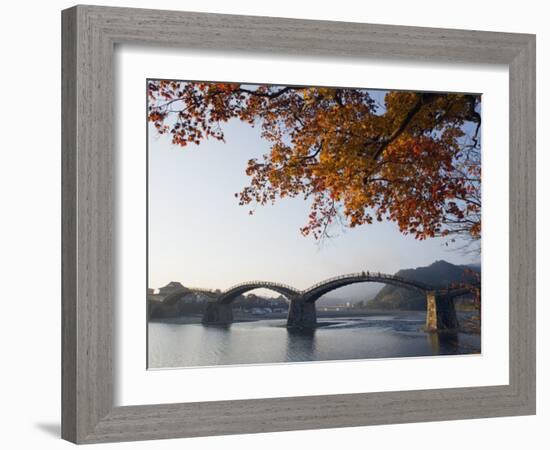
left=287, top=297, right=317, bottom=328
left=425, top=291, right=459, bottom=331
left=202, top=301, right=233, bottom=325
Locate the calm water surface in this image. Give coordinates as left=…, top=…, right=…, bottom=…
left=148, top=312, right=480, bottom=368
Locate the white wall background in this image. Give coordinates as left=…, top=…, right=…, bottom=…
left=0, top=1, right=546, bottom=449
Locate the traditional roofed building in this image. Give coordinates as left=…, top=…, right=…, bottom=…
left=158, top=281, right=188, bottom=296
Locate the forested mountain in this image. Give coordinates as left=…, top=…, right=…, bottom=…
left=364, top=260, right=480, bottom=310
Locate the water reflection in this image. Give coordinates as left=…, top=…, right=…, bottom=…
left=285, top=327, right=317, bottom=361
left=427, top=331, right=460, bottom=354
left=202, top=324, right=232, bottom=364
left=148, top=312, right=480, bottom=368
left=202, top=323, right=232, bottom=331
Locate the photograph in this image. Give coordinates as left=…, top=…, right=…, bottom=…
left=146, top=80, right=482, bottom=368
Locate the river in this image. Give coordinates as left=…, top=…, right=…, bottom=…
left=147, top=311, right=480, bottom=368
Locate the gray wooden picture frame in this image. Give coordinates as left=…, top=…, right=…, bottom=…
left=61, top=4, right=536, bottom=444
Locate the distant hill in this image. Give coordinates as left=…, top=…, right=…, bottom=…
left=365, top=260, right=480, bottom=310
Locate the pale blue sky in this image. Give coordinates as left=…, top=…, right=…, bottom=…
left=148, top=89, right=480, bottom=299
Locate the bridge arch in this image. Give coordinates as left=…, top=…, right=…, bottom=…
left=302, top=272, right=431, bottom=303
left=218, top=281, right=301, bottom=304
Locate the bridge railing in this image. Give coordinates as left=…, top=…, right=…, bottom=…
left=222, top=280, right=299, bottom=294
left=304, top=272, right=431, bottom=292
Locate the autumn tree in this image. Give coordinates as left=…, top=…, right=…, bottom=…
left=148, top=80, right=481, bottom=247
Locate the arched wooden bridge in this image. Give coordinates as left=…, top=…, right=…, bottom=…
left=162, top=272, right=477, bottom=331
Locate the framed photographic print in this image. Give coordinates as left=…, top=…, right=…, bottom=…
left=62, top=5, right=536, bottom=444
left=146, top=79, right=483, bottom=369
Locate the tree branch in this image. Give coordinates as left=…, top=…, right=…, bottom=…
left=237, top=86, right=294, bottom=99
left=370, top=93, right=434, bottom=160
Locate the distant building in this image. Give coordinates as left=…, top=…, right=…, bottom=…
left=158, top=281, right=186, bottom=296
